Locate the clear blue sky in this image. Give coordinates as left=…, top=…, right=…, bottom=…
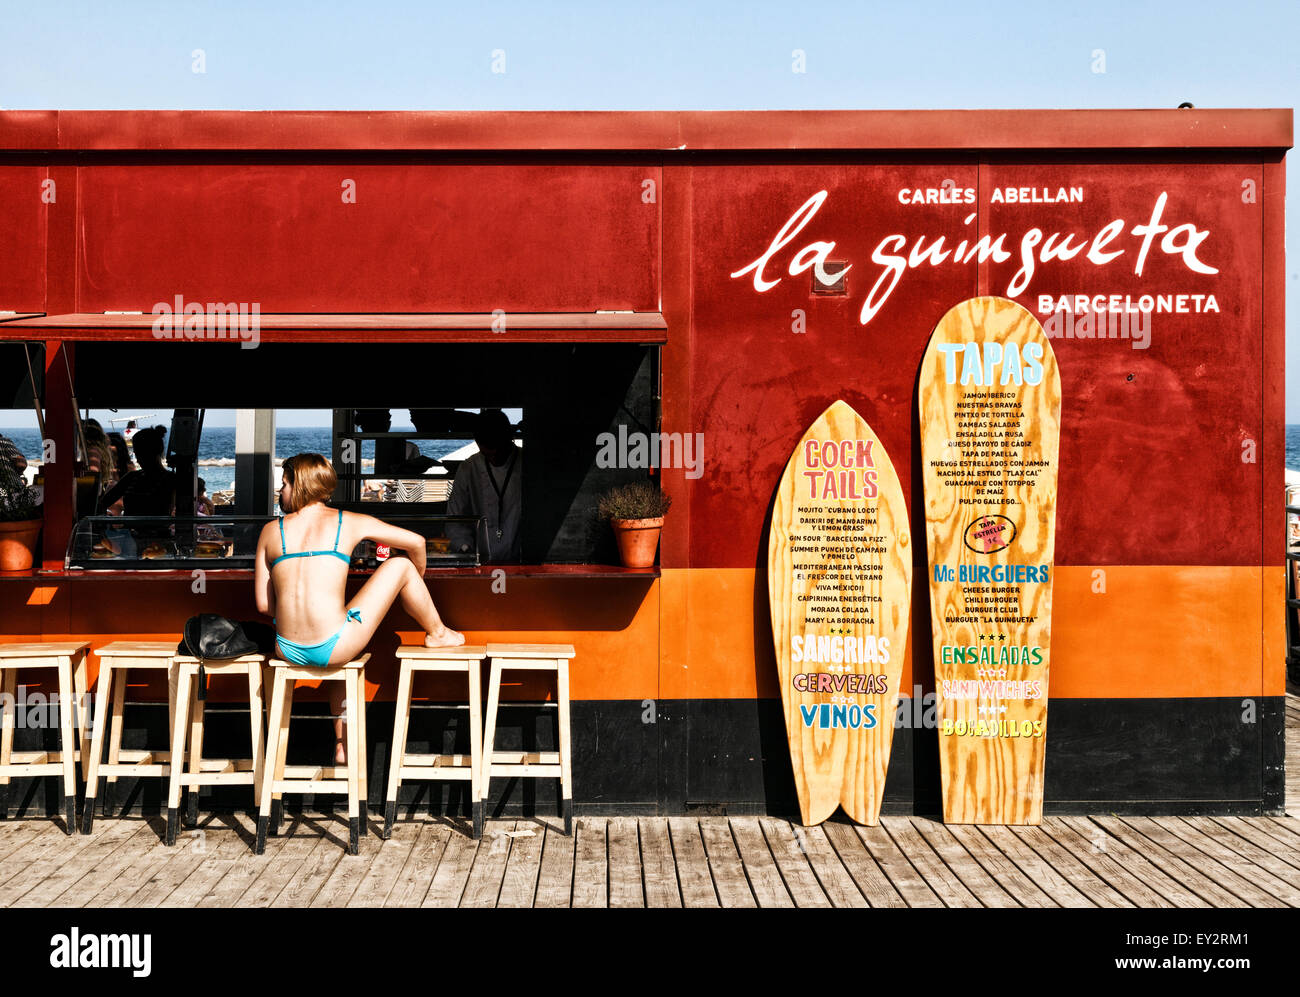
left=0, top=0, right=1295, bottom=424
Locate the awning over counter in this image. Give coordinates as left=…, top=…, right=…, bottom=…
left=0, top=312, right=667, bottom=344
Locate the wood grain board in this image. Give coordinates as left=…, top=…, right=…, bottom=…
left=919, top=296, right=1060, bottom=825
left=3, top=811, right=1300, bottom=907
left=768, top=399, right=912, bottom=826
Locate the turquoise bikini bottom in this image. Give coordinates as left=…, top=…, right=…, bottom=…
left=275, top=608, right=363, bottom=667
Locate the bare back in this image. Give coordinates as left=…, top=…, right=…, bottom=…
left=259, top=505, right=356, bottom=643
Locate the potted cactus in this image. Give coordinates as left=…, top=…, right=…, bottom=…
left=598, top=481, right=671, bottom=568
left=0, top=456, right=41, bottom=571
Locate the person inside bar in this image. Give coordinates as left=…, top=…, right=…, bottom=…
left=446, top=409, right=521, bottom=563
left=255, top=453, right=464, bottom=763
left=195, top=477, right=214, bottom=516
left=96, top=425, right=176, bottom=517
left=107, top=431, right=134, bottom=476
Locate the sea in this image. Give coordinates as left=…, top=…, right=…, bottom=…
left=7, top=424, right=1300, bottom=491
left=0, top=426, right=472, bottom=495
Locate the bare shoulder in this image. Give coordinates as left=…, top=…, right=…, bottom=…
left=341, top=508, right=376, bottom=528
left=340, top=508, right=384, bottom=538
left=257, top=519, right=276, bottom=542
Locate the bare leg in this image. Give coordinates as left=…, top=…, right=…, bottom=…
left=331, top=558, right=464, bottom=760
left=333, top=559, right=463, bottom=664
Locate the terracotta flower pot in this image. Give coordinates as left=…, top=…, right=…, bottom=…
left=611, top=516, right=664, bottom=568
left=0, top=518, right=42, bottom=572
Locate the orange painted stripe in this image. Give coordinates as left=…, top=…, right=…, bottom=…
left=1264, top=565, right=1286, bottom=696
left=2, top=566, right=1282, bottom=700
left=660, top=566, right=1280, bottom=699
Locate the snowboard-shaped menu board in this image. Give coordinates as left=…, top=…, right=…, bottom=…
left=919, top=297, right=1060, bottom=825
left=768, top=400, right=911, bottom=826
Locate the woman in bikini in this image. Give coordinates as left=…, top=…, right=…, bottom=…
left=254, top=453, right=464, bottom=762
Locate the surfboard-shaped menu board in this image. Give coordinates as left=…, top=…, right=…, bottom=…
left=919, top=297, right=1060, bottom=825
left=768, top=400, right=911, bottom=826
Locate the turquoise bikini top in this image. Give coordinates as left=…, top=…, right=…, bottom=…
left=272, top=509, right=351, bottom=568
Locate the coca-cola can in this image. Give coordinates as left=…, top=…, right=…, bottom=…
left=375, top=543, right=391, bottom=562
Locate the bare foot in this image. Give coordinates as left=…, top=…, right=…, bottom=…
left=334, top=738, right=346, bottom=765
left=425, top=625, right=466, bottom=648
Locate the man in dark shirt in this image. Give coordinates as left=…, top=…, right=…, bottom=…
left=97, top=426, right=176, bottom=517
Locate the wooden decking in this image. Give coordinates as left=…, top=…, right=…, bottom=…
left=3, top=810, right=1300, bottom=907
left=0, top=688, right=1297, bottom=909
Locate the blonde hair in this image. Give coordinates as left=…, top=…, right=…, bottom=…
left=281, top=453, right=337, bottom=512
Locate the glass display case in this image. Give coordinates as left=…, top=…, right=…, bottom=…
left=65, top=515, right=484, bottom=570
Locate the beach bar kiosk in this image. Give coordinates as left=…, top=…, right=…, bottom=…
left=0, top=108, right=1290, bottom=820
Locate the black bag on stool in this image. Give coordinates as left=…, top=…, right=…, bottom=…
left=177, top=614, right=274, bottom=699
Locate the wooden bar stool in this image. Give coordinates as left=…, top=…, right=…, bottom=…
left=83, top=641, right=184, bottom=834
left=255, top=654, right=370, bottom=855
left=164, top=653, right=267, bottom=846
left=0, top=642, right=91, bottom=833
left=481, top=643, right=575, bottom=835
left=384, top=644, right=487, bottom=841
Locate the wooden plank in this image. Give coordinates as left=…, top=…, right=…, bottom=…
left=198, top=829, right=292, bottom=907
left=422, top=826, right=480, bottom=908
left=1045, top=818, right=1193, bottom=907
left=851, top=822, right=943, bottom=907
left=1263, top=816, right=1300, bottom=848
left=460, top=821, right=516, bottom=908
left=5, top=820, right=146, bottom=906
left=125, top=826, right=241, bottom=908
left=571, top=817, right=609, bottom=909
left=759, top=818, right=834, bottom=907
left=910, top=818, right=1022, bottom=907
left=1097, top=817, right=1258, bottom=908
left=638, top=818, right=682, bottom=908
left=306, top=833, right=379, bottom=907
left=879, top=817, right=980, bottom=907
left=768, top=399, right=912, bottom=825
left=82, top=827, right=188, bottom=908
left=921, top=297, right=1059, bottom=825
left=0, top=820, right=84, bottom=876
left=977, top=825, right=1103, bottom=907
left=162, top=821, right=266, bottom=907
left=607, top=816, right=645, bottom=908
left=0, top=641, right=92, bottom=657
left=666, top=817, right=720, bottom=908
left=1154, top=817, right=1293, bottom=907
left=1208, top=816, right=1300, bottom=872
left=1166, top=817, right=1300, bottom=904
left=1009, top=822, right=1140, bottom=907
left=944, top=824, right=1058, bottom=907
left=773, top=820, right=866, bottom=908
left=698, top=818, right=757, bottom=908
left=384, top=823, right=452, bottom=908
left=533, top=821, right=576, bottom=908
left=239, top=830, right=324, bottom=907
left=485, top=643, right=575, bottom=658
left=272, top=835, right=343, bottom=908
left=727, top=817, right=793, bottom=908
left=0, top=822, right=45, bottom=851
left=497, top=823, right=545, bottom=908
left=821, top=821, right=905, bottom=907
left=0, top=823, right=70, bottom=889
left=348, top=822, right=423, bottom=907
